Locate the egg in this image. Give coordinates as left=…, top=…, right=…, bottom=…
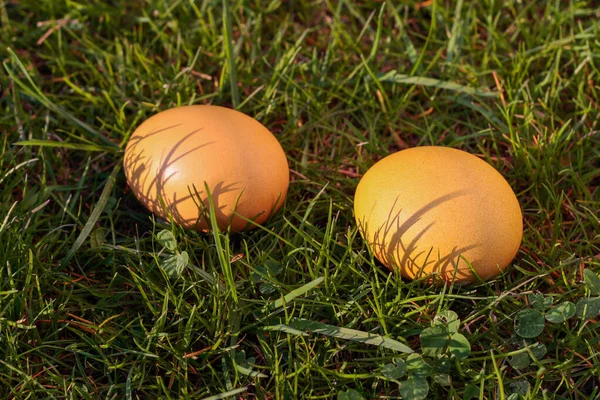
left=123, top=105, right=289, bottom=231
left=354, top=146, right=523, bottom=283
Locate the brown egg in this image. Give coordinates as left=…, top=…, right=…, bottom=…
left=123, top=105, right=289, bottom=231
left=354, top=146, right=523, bottom=283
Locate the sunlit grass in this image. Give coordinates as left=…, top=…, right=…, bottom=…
left=1, top=0, right=599, bottom=398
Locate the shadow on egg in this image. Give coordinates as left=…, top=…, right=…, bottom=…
left=354, top=146, right=523, bottom=284
left=123, top=124, right=243, bottom=231
left=123, top=105, right=290, bottom=232
left=358, top=189, right=486, bottom=283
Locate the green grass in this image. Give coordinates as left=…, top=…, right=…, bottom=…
left=1, top=0, right=599, bottom=398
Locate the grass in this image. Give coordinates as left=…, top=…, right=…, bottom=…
left=1, top=0, right=599, bottom=398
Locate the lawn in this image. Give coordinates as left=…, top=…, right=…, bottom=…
left=1, top=0, right=600, bottom=399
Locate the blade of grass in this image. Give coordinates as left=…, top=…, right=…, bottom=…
left=378, top=70, right=499, bottom=98
left=387, top=0, right=419, bottom=68
left=60, top=164, right=120, bottom=268
left=0, top=359, right=48, bottom=392
left=204, top=183, right=237, bottom=303
left=454, top=97, right=508, bottom=130
left=4, top=48, right=117, bottom=148
left=268, top=318, right=413, bottom=353
left=446, top=0, right=464, bottom=63
left=261, top=324, right=308, bottom=336
left=490, top=350, right=506, bottom=400
left=189, top=263, right=223, bottom=288
left=234, top=364, right=268, bottom=378
left=222, top=0, right=239, bottom=108
left=269, top=277, right=324, bottom=310
left=0, top=158, right=38, bottom=187
left=361, top=55, right=391, bottom=112
left=199, top=387, right=248, bottom=400
left=14, top=140, right=120, bottom=153
left=366, top=3, right=385, bottom=62
left=409, top=0, right=437, bottom=75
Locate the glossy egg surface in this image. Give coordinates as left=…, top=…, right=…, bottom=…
left=354, top=146, right=522, bottom=283
left=124, top=105, right=289, bottom=231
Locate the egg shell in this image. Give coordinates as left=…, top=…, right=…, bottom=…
left=354, top=146, right=523, bottom=283
left=123, top=105, right=289, bottom=231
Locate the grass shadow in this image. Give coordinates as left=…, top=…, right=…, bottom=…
left=124, top=125, right=239, bottom=230
left=359, top=189, right=482, bottom=282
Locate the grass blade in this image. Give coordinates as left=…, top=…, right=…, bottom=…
left=270, top=277, right=324, bottom=309
left=378, top=71, right=498, bottom=98
left=222, top=0, right=239, bottom=108
left=454, top=98, right=508, bottom=130
left=446, top=0, right=464, bottom=63
left=409, top=0, right=437, bottom=76
left=4, top=48, right=117, bottom=148
left=126, top=366, right=134, bottom=400
left=189, top=263, right=222, bottom=288
left=234, top=364, right=268, bottom=378
left=60, top=164, right=120, bottom=267
left=367, top=3, right=386, bottom=61
left=387, top=0, right=419, bottom=67
left=262, top=324, right=308, bottom=336
left=199, top=387, right=248, bottom=400
left=0, top=158, right=38, bottom=187
left=14, top=140, right=119, bottom=153
left=0, top=359, right=48, bottom=392
left=204, top=183, right=237, bottom=302
left=269, top=318, right=413, bottom=353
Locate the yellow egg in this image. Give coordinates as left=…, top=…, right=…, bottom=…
left=354, top=146, right=523, bottom=283
left=123, top=105, right=289, bottom=231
